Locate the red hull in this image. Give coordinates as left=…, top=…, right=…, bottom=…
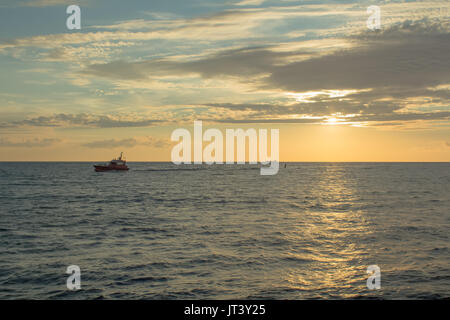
left=94, top=165, right=129, bottom=172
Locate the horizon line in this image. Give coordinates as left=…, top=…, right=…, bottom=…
left=0, top=161, right=449, bottom=163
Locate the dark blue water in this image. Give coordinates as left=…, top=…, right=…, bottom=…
left=0, top=162, right=449, bottom=299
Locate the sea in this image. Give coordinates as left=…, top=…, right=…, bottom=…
left=0, top=162, right=449, bottom=299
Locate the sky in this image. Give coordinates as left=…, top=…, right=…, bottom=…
left=0, top=0, right=449, bottom=161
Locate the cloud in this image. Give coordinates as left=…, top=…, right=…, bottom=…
left=202, top=97, right=450, bottom=124
left=82, top=138, right=138, bottom=149
left=79, top=19, right=450, bottom=126
left=265, top=20, right=450, bottom=93
left=234, top=0, right=266, bottom=6
left=0, top=138, right=60, bottom=147
left=141, top=136, right=172, bottom=148
left=0, top=1, right=397, bottom=52
left=1, top=3, right=448, bottom=130
left=0, top=8, right=281, bottom=52
left=82, top=46, right=307, bottom=80
left=1, top=0, right=447, bottom=70
left=82, top=19, right=449, bottom=90
left=82, top=136, right=171, bottom=149
left=0, top=113, right=164, bottom=128
left=19, top=0, right=89, bottom=7
left=206, top=111, right=450, bottom=124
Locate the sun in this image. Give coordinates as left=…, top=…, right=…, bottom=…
left=326, top=117, right=339, bottom=125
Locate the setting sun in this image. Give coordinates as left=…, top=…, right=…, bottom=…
left=326, top=117, right=339, bottom=125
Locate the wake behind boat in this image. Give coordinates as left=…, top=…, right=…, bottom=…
left=94, top=152, right=129, bottom=172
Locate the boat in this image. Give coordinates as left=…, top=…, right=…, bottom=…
left=94, top=152, right=129, bottom=172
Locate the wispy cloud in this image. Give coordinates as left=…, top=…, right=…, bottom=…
left=82, top=136, right=171, bottom=149
left=82, top=138, right=138, bottom=149
left=205, top=111, right=450, bottom=124
left=0, top=113, right=164, bottom=128
left=0, top=137, right=60, bottom=147
left=234, top=0, right=266, bottom=6
left=2, top=1, right=425, bottom=52
left=19, top=0, right=89, bottom=7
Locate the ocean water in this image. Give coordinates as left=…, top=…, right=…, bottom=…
left=0, top=162, right=449, bottom=299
